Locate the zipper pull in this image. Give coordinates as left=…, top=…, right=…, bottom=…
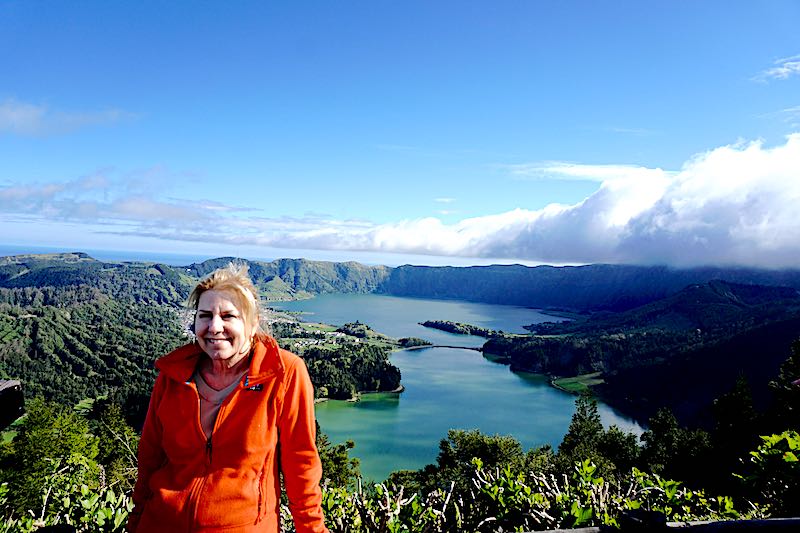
left=206, top=436, right=213, bottom=462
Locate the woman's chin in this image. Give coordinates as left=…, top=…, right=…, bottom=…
left=200, top=345, right=235, bottom=360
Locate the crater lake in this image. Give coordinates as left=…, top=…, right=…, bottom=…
left=273, top=293, right=641, bottom=481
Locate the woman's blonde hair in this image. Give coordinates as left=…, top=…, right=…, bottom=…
left=187, top=262, right=268, bottom=340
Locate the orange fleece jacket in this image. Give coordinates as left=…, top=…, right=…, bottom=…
left=129, top=337, right=328, bottom=533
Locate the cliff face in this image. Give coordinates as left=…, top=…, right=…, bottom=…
left=379, top=264, right=800, bottom=312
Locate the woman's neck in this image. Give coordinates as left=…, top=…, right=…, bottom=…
left=201, top=350, right=251, bottom=390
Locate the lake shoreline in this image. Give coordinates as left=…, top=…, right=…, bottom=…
left=281, top=293, right=643, bottom=481
left=315, top=384, right=405, bottom=404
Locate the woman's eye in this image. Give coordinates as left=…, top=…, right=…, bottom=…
left=197, top=313, right=211, bottom=319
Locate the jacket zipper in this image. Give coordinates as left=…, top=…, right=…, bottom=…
left=188, top=373, right=274, bottom=529
left=189, top=377, right=245, bottom=529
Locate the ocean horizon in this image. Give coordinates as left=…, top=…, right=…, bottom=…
left=0, top=244, right=250, bottom=267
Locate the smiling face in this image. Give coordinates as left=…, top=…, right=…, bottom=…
left=195, top=289, right=254, bottom=368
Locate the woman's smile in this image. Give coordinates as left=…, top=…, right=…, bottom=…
left=194, top=289, right=253, bottom=365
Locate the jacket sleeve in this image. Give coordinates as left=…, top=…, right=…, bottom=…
left=127, top=373, right=167, bottom=533
left=278, top=353, right=328, bottom=533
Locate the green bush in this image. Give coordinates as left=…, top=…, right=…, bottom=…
left=736, top=430, right=800, bottom=517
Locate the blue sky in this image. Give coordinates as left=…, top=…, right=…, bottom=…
left=2, top=1, right=799, bottom=267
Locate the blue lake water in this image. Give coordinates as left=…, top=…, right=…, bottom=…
left=274, top=294, right=643, bottom=481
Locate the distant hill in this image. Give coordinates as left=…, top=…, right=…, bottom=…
left=184, top=257, right=391, bottom=299
left=525, top=280, right=800, bottom=336
left=0, top=253, right=190, bottom=305
left=0, top=254, right=391, bottom=304
left=3, top=252, right=800, bottom=312
left=482, top=280, right=800, bottom=425
left=380, top=264, right=800, bottom=312
left=598, top=315, right=800, bottom=426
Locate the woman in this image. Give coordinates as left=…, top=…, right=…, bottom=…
left=129, top=263, right=328, bottom=532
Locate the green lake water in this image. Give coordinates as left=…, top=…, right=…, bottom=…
left=274, top=294, right=642, bottom=481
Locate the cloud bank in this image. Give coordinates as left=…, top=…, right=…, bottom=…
left=3, top=135, right=800, bottom=268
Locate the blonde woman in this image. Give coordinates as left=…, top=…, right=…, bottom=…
left=129, top=263, right=328, bottom=532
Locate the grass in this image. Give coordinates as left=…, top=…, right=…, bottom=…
left=552, top=372, right=605, bottom=394
left=301, top=322, right=337, bottom=332
left=73, top=397, right=96, bottom=414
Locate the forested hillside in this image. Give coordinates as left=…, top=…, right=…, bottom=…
left=483, top=280, right=800, bottom=424
left=0, top=254, right=191, bottom=424
left=0, top=253, right=401, bottom=425
left=185, top=256, right=391, bottom=299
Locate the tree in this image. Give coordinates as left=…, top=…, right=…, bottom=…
left=710, top=375, right=760, bottom=491
left=557, top=393, right=617, bottom=476
left=768, top=339, right=800, bottom=430
left=641, top=408, right=712, bottom=488
left=559, top=393, right=603, bottom=457
left=90, top=400, right=140, bottom=491
left=0, top=398, right=100, bottom=515
left=316, top=424, right=360, bottom=488
left=597, top=425, right=641, bottom=474
left=416, top=429, right=526, bottom=494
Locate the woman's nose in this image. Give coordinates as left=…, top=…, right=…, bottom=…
left=209, top=314, right=224, bottom=332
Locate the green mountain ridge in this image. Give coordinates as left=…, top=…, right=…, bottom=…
left=183, top=256, right=391, bottom=298
left=482, top=280, right=800, bottom=425
left=2, top=252, right=799, bottom=426
left=3, top=252, right=800, bottom=312
left=525, top=280, right=800, bottom=336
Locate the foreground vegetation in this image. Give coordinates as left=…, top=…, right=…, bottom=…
left=0, top=337, right=797, bottom=530
left=2, top=338, right=798, bottom=529
left=1, top=390, right=797, bottom=532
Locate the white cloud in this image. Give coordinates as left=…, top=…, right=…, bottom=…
left=502, top=162, right=669, bottom=184
left=0, top=99, right=135, bottom=136
left=4, top=135, right=800, bottom=268
left=241, top=135, right=800, bottom=268
left=434, top=197, right=456, bottom=203
left=753, top=54, right=800, bottom=81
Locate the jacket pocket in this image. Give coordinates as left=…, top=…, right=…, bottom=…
left=195, top=467, right=260, bottom=528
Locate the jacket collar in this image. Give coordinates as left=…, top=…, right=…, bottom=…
left=155, top=335, right=285, bottom=384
